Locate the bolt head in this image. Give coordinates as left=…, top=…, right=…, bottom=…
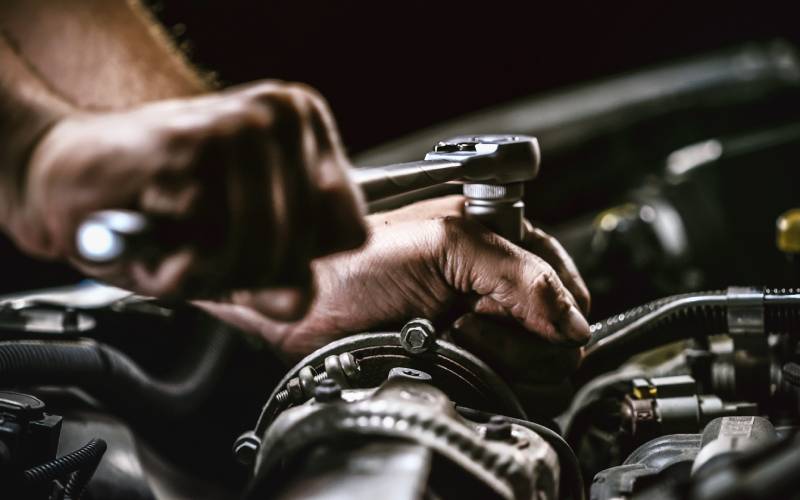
left=388, top=367, right=432, bottom=382
left=314, top=378, right=342, bottom=403
left=339, top=352, right=362, bottom=380
left=484, top=416, right=513, bottom=441
left=406, top=327, right=428, bottom=348
left=400, top=318, right=436, bottom=354
left=233, top=433, right=260, bottom=465
left=286, top=378, right=304, bottom=403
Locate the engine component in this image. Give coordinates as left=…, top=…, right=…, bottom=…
left=0, top=321, right=235, bottom=419
left=776, top=208, right=800, bottom=254
left=676, top=432, right=800, bottom=500
left=399, top=318, right=437, bottom=355
left=22, top=438, right=107, bottom=500
left=621, top=376, right=757, bottom=442
left=592, top=416, right=776, bottom=500
left=246, top=372, right=559, bottom=500
left=0, top=301, right=95, bottom=335
left=777, top=208, right=800, bottom=283
left=246, top=331, right=528, bottom=451
left=578, top=287, right=800, bottom=381
left=690, top=416, right=776, bottom=474
left=0, top=390, right=110, bottom=500
left=0, top=391, right=62, bottom=498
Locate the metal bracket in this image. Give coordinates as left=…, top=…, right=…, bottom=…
left=726, top=286, right=765, bottom=335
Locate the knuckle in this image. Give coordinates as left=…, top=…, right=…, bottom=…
left=268, top=82, right=315, bottom=109
left=283, top=81, right=324, bottom=102
left=239, top=105, right=273, bottom=131
left=533, top=265, right=559, bottom=291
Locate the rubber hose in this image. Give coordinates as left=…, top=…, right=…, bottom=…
left=23, top=438, right=107, bottom=495
left=63, top=439, right=107, bottom=500
left=587, top=290, right=726, bottom=342
left=578, top=288, right=800, bottom=384
left=0, top=325, right=233, bottom=418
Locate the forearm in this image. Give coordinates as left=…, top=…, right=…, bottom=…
left=0, top=0, right=208, bottom=226
left=0, top=31, right=73, bottom=225
left=0, top=0, right=208, bottom=110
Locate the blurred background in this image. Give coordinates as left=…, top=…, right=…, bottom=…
left=148, top=0, right=800, bottom=153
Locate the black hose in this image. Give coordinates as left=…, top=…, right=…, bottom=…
left=456, top=406, right=585, bottom=500
left=23, top=438, right=107, bottom=500
left=508, top=417, right=585, bottom=500
left=587, top=290, right=727, bottom=342
left=0, top=324, right=234, bottom=418
left=63, top=439, right=107, bottom=500
left=578, top=287, right=800, bottom=384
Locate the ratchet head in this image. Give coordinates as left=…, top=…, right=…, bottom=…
left=425, top=135, right=540, bottom=243
left=424, top=135, right=540, bottom=184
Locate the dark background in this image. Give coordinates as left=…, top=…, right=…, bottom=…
left=150, top=0, right=800, bottom=154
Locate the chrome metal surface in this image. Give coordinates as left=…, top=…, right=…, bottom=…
left=726, top=286, right=765, bottom=335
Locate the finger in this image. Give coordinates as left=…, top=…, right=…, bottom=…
left=192, top=299, right=296, bottom=351
left=471, top=281, right=589, bottom=345
left=128, top=247, right=198, bottom=297
left=224, top=91, right=312, bottom=291
left=523, top=221, right=591, bottom=315
left=454, top=223, right=590, bottom=344
left=311, top=155, right=368, bottom=257
left=256, top=83, right=365, bottom=258
left=298, top=86, right=367, bottom=255
left=229, top=285, right=316, bottom=323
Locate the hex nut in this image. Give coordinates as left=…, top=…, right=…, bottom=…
left=298, top=366, right=318, bottom=398
left=286, top=378, right=304, bottom=403
left=233, top=432, right=261, bottom=465
left=484, top=416, right=513, bottom=441
left=400, top=318, right=436, bottom=355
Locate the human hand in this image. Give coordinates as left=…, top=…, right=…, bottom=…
left=8, top=81, right=366, bottom=320
left=199, top=195, right=590, bottom=359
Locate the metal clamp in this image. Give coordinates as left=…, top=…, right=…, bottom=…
left=726, top=286, right=765, bottom=335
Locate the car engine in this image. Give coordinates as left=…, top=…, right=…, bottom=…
left=1, top=41, right=800, bottom=499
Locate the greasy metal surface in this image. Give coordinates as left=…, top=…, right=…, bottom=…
left=274, top=442, right=432, bottom=500
left=251, top=378, right=558, bottom=500
left=251, top=333, right=526, bottom=439
left=725, top=286, right=764, bottom=335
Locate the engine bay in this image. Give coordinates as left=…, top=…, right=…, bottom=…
left=1, top=41, right=800, bottom=499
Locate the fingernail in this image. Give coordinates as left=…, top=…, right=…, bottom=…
left=559, top=305, right=590, bottom=345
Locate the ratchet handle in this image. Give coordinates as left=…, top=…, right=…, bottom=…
left=75, top=185, right=527, bottom=264
left=74, top=162, right=471, bottom=264
left=75, top=210, right=191, bottom=264
left=76, top=210, right=150, bottom=263
left=75, top=135, right=538, bottom=264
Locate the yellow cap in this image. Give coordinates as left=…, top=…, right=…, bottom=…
left=777, top=209, right=800, bottom=253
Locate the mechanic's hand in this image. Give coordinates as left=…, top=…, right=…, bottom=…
left=199, top=195, right=591, bottom=359
left=7, top=81, right=366, bottom=320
